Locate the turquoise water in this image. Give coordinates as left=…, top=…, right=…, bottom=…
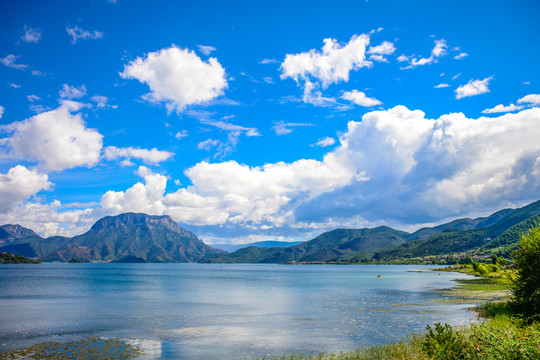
left=0, top=263, right=477, bottom=359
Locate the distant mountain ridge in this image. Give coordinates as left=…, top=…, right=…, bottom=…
left=211, top=240, right=303, bottom=253
left=0, top=224, right=39, bottom=245
left=203, top=226, right=410, bottom=263
left=1, top=200, right=539, bottom=264
left=0, top=213, right=224, bottom=263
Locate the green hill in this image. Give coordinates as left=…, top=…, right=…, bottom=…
left=373, top=200, right=540, bottom=260
left=203, top=226, right=410, bottom=263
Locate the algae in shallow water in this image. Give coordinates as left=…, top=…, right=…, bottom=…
left=0, top=337, right=143, bottom=360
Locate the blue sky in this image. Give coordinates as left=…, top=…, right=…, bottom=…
left=1, top=0, right=539, bottom=244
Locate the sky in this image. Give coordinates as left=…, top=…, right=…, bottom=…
left=1, top=0, right=540, bottom=245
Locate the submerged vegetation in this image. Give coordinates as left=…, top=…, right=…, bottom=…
left=0, top=337, right=143, bottom=360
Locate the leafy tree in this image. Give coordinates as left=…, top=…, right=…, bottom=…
left=511, top=224, right=540, bottom=321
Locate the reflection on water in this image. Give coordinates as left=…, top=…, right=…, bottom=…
left=0, top=263, right=477, bottom=359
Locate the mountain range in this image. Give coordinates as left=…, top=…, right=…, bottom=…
left=1, top=200, right=539, bottom=263
left=0, top=213, right=225, bottom=262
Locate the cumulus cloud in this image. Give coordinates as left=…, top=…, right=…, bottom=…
left=21, top=25, right=41, bottom=43
left=280, top=34, right=372, bottom=104
left=342, top=90, right=382, bottom=107
left=121, top=45, right=228, bottom=112
left=482, top=103, right=524, bottom=114
left=197, top=45, right=216, bottom=55
left=90, top=95, right=108, bottom=108
left=103, top=146, right=174, bottom=165
left=454, top=52, right=468, bottom=60
left=272, top=121, right=312, bottom=135
left=0, top=166, right=51, bottom=213
left=434, top=83, right=450, bottom=88
left=0, top=55, right=28, bottom=70
left=312, top=137, right=336, bottom=147
left=0, top=105, right=103, bottom=171
left=455, top=77, right=492, bottom=99
left=100, top=166, right=167, bottom=215
left=66, top=26, right=103, bottom=44
left=518, top=94, right=540, bottom=106
left=5, top=106, right=540, bottom=242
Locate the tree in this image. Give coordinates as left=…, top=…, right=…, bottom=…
left=511, top=223, right=540, bottom=321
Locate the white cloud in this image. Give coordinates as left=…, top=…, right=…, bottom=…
left=342, top=90, right=382, bottom=107
left=517, top=94, right=540, bottom=106
left=312, top=137, right=336, bottom=147
left=0, top=199, right=101, bottom=237
left=21, top=25, right=41, bottom=43
left=59, top=84, right=87, bottom=99
left=175, top=130, right=188, bottom=139
left=455, top=77, right=492, bottom=99
left=103, top=146, right=174, bottom=165
left=0, top=106, right=4, bottom=118
left=482, top=103, right=524, bottom=114
left=452, top=73, right=461, bottom=80
left=200, top=118, right=260, bottom=137
left=434, top=83, right=450, bottom=88
left=0, top=105, right=103, bottom=171
left=66, top=26, right=103, bottom=44
left=27, top=95, right=41, bottom=102
left=272, top=121, right=312, bottom=135
left=280, top=34, right=372, bottom=104
left=405, top=39, right=448, bottom=68
left=91, top=95, right=109, bottom=108
left=197, top=45, right=216, bottom=55
left=259, top=59, right=279, bottom=64
left=0, top=166, right=51, bottom=213
left=9, top=83, right=21, bottom=88
left=100, top=167, right=167, bottom=216
left=121, top=45, right=228, bottom=112
left=29, top=104, right=51, bottom=114
left=367, top=41, right=395, bottom=62
left=397, top=54, right=409, bottom=62
left=454, top=52, right=468, bottom=60
left=367, top=41, right=396, bottom=55
left=5, top=107, right=540, bottom=242
left=0, top=55, right=28, bottom=70
left=369, top=54, right=388, bottom=63
left=198, top=139, right=220, bottom=151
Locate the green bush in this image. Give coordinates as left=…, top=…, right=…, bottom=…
left=511, top=224, right=540, bottom=321
left=422, top=323, right=468, bottom=360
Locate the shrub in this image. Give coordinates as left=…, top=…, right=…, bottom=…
left=511, top=224, right=540, bottom=321
left=422, top=323, right=468, bottom=360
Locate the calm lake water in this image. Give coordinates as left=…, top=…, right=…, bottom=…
left=0, top=263, right=478, bottom=359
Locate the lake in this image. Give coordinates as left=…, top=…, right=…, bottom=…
left=0, top=263, right=478, bottom=359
